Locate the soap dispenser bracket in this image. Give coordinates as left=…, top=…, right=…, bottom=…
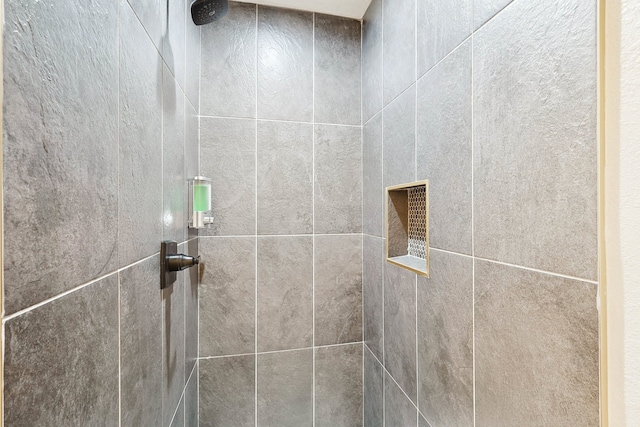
left=161, top=240, right=200, bottom=289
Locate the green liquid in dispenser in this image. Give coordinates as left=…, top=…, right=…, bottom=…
left=193, top=184, right=210, bottom=212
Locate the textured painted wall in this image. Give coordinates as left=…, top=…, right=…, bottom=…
left=197, top=2, right=364, bottom=425
left=362, top=0, right=600, bottom=425
left=2, top=0, right=200, bottom=425
left=606, top=0, right=640, bottom=425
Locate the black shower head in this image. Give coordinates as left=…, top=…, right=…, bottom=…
left=191, top=0, right=228, bottom=25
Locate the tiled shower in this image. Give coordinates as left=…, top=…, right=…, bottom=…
left=2, top=0, right=599, bottom=426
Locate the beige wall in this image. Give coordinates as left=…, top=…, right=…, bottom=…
left=605, top=0, right=640, bottom=425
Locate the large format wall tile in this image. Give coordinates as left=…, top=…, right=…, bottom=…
left=185, top=102, right=199, bottom=240
left=474, top=0, right=514, bottom=29
left=315, top=344, right=363, bottom=427
left=257, top=236, right=313, bottom=351
left=185, top=238, right=199, bottom=377
left=314, top=125, right=362, bottom=234
left=164, top=0, right=186, bottom=91
left=364, top=346, right=384, bottom=427
left=257, top=121, right=313, bottom=234
left=200, top=356, right=255, bottom=427
left=417, top=250, right=473, bottom=427
left=185, top=7, right=201, bottom=110
left=120, top=256, right=162, bottom=427
left=385, top=372, right=417, bottom=427
left=384, top=263, right=417, bottom=403
left=3, top=0, right=118, bottom=314
left=473, top=0, right=597, bottom=280
left=475, top=260, right=599, bottom=426
left=185, top=363, right=199, bottom=427
left=170, top=397, right=185, bottom=427
left=383, top=86, right=416, bottom=187
left=119, top=0, right=163, bottom=267
left=363, top=112, right=384, bottom=237
left=126, top=0, right=165, bottom=51
left=364, top=235, right=384, bottom=360
left=417, top=41, right=472, bottom=255
left=314, top=235, right=362, bottom=345
left=163, top=243, right=186, bottom=427
left=4, top=275, right=119, bottom=425
left=383, top=0, right=415, bottom=104
left=200, top=117, right=256, bottom=236
left=257, top=6, right=313, bottom=121
left=417, top=0, right=471, bottom=76
left=199, top=237, right=255, bottom=356
left=258, top=349, right=313, bottom=427
left=362, top=0, right=383, bottom=123
left=163, top=65, right=186, bottom=243
left=201, top=2, right=256, bottom=118
left=314, top=14, right=361, bottom=125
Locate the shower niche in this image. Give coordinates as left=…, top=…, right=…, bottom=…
left=386, top=180, right=429, bottom=276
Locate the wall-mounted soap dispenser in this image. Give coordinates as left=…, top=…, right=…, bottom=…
left=189, top=176, right=214, bottom=228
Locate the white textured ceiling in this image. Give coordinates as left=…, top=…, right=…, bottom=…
left=235, top=0, right=372, bottom=20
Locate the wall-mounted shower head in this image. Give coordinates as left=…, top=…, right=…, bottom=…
left=191, top=0, right=228, bottom=25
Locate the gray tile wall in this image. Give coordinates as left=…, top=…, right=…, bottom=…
left=3, top=0, right=201, bottom=425
left=198, top=2, right=363, bottom=425
left=362, top=0, right=599, bottom=425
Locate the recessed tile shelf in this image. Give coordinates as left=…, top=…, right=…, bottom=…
left=386, top=180, right=429, bottom=276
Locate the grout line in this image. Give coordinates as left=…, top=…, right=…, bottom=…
left=471, top=31, right=476, bottom=427
left=427, top=247, right=599, bottom=285
left=254, top=5, right=259, bottom=427
left=312, top=12, right=317, bottom=427
left=380, top=1, right=385, bottom=425
left=199, top=341, right=365, bottom=360
left=3, top=252, right=160, bottom=323
left=199, top=233, right=363, bottom=238
left=116, top=1, right=122, bottom=425
left=199, top=114, right=361, bottom=128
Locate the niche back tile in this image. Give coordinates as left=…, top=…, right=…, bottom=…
left=200, top=356, right=255, bottom=427
left=314, top=124, right=362, bottom=234
left=314, top=235, right=363, bottom=346
left=257, top=121, right=313, bottom=235
left=314, top=14, right=361, bottom=125
left=119, top=0, right=163, bottom=267
left=185, top=363, right=199, bottom=427
left=362, top=0, right=383, bottom=123
left=257, top=236, right=313, bottom=351
left=473, top=0, right=597, bottom=280
left=199, top=237, right=255, bottom=357
left=185, top=102, right=199, bottom=240
left=120, top=256, right=162, bottom=427
left=315, top=344, right=363, bottom=427
left=200, top=117, right=256, bottom=236
left=417, top=41, right=472, bottom=255
left=417, top=0, right=471, bottom=76
left=201, top=2, right=257, bottom=118
left=3, top=0, right=118, bottom=314
left=383, top=0, right=415, bottom=105
left=185, top=8, right=201, bottom=110
left=258, top=349, right=313, bottom=427
left=257, top=6, right=313, bottom=121
left=474, top=260, right=599, bottom=426
left=4, top=275, right=119, bottom=425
